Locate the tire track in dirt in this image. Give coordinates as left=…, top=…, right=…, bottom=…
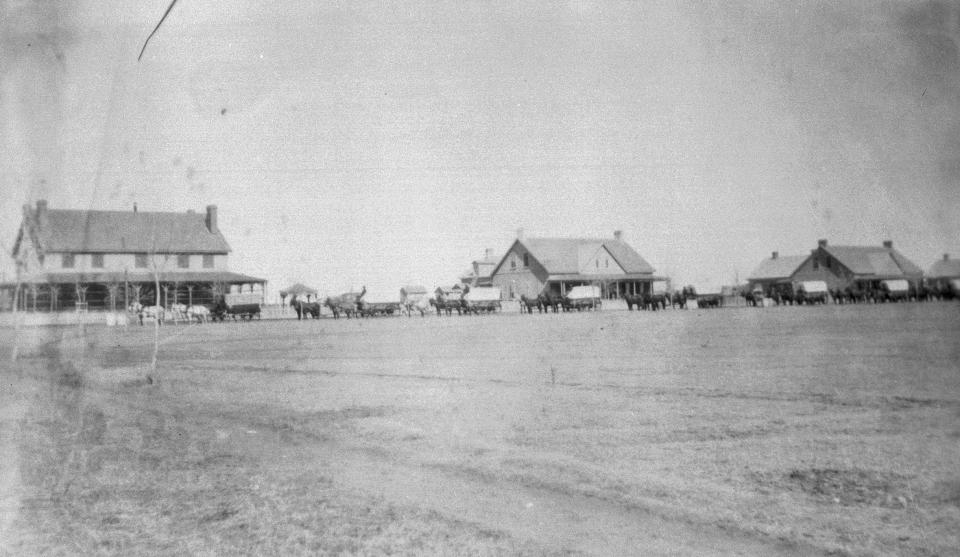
left=271, top=439, right=825, bottom=557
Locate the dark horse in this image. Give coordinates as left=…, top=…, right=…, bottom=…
left=623, top=293, right=644, bottom=311
left=432, top=288, right=465, bottom=316
left=290, top=296, right=321, bottom=320
left=519, top=294, right=542, bottom=314
left=324, top=286, right=366, bottom=319
left=538, top=289, right=563, bottom=313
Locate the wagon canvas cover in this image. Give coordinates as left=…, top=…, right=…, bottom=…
left=797, top=280, right=828, bottom=293
left=565, top=285, right=601, bottom=300
left=464, top=287, right=501, bottom=302
left=881, top=279, right=909, bottom=292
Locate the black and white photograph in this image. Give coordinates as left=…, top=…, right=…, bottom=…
left=1, top=1, right=959, bottom=555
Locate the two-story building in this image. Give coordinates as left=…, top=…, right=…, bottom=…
left=2, top=200, right=266, bottom=311
left=489, top=230, right=662, bottom=300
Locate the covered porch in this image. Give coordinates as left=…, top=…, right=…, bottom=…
left=544, top=274, right=667, bottom=299
left=0, top=271, right=266, bottom=313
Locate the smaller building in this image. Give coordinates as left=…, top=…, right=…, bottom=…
left=749, top=239, right=923, bottom=296
left=747, top=251, right=809, bottom=296
left=459, top=249, right=500, bottom=288
left=793, top=239, right=923, bottom=291
left=927, top=253, right=960, bottom=291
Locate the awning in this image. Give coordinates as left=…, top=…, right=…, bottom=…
left=9, top=270, right=266, bottom=285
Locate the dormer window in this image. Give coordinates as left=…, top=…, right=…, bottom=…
left=203, top=254, right=214, bottom=269
left=62, top=254, right=75, bottom=268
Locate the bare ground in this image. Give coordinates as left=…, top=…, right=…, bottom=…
left=1, top=303, right=959, bottom=555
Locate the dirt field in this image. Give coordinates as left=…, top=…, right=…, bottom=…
left=1, top=303, right=959, bottom=556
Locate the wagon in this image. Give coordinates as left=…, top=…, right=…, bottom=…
left=563, top=285, right=602, bottom=311
left=463, top=287, right=502, bottom=314
left=360, top=301, right=402, bottom=317
left=879, top=279, right=910, bottom=302
left=213, top=293, right=262, bottom=321
left=795, top=280, right=829, bottom=305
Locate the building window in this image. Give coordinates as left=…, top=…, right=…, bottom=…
left=510, top=257, right=516, bottom=270
left=62, top=253, right=75, bottom=268
left=813, top=258, right=819, bottom=270
left=605, top=259, right=609, bottom=268
left=596, top=260, right=599, bottom=269
left=203, top=254, right=214, bottom=269
left=523, top=253, right=529, bottom=267
left=135, top=253, right=148, bottom=268
left=178, top=254, right=190, bottom=269
left=92, top=254, right=104, bottom=268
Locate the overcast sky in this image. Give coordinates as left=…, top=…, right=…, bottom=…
left=2, top=0, right=959, bottom=299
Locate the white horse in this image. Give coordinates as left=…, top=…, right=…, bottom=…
left=129, top=303, right=164, bottom=325
left=186, top=305, right=210, bottom=324
left=169, top=303, right=189, bottom=322
left=403, top=295, right=432, bottom=317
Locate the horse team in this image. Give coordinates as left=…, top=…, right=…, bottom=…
left=131, top=278, right=958, bottom=327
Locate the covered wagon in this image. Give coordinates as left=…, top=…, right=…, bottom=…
left=879, top=279, right=910, bottom=302
left=400, top=285, right=431, bottom=317
left=463, top=287, right=502, bottom=314
left=795, top=280, right=829, bottom=305
left=563, top=285, right=602, bottom=311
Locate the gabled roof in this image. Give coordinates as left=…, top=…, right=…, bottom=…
left=22, top=208, right=231, bottom=254
left=498, top=237, right=655, bottom=276
left=823, top=245, right=922, bottom=276
left=928, top=257, right=960, bottom=278
left=748, top=255, right=808, bottom=281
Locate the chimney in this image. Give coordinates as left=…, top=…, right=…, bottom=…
left=516, top=228, right=524, bottom=240
left=944, top=253, right=950, bottom=261
left=35, top=200, right=49, bottom=228
left=484, top=248, right=492, bottom=260
left=883, top=240, right=893, bottom=249
left=206, top=205, right=218, bottom=234
left=613, top=230, right=623, bottom=241
left=817, top=239, right=827, bottom=248
left=771, top=251, right=779, bottom=260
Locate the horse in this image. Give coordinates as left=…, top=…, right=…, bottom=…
left=538, top=290, right=562, bottom=313
left=741, top=289, right=763, bottom=308
left=671, top=290, right=687, bottom=309
left=623, top=293, right=644, bottom=311
left=519, top=294, right=542, bottom=314
left=186, top=305, right=210, bottom=323
left=432, top=289, right=465, bottom=316
left=129, top=303, right=164, bottom=325
left=403, top=295, right=431, bottom=317
left=291, top=296, right=321, bottom=320
left=168, top=303, right=189, bottom=322
left=646, top=293, right=668, bottom=311
left=324, top=286, right=366, bottom=319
